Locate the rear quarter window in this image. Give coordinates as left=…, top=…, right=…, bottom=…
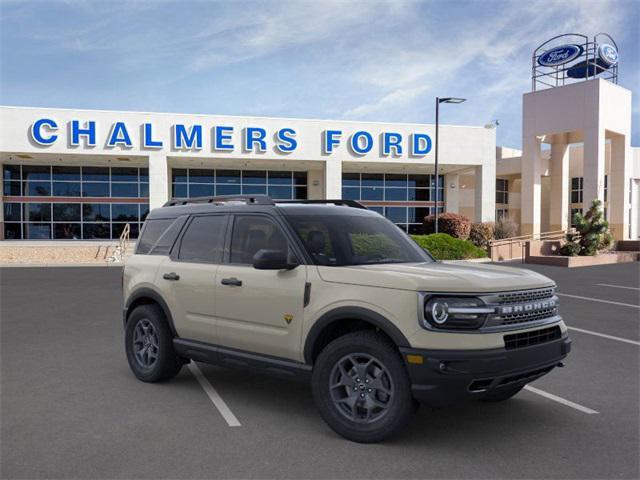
left=136, top=218, right=178, bottom=254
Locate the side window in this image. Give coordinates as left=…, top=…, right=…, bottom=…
left=149, top=216, right=187, bottom=255
left=178, top=215, right=227, bottom=263
left=136, top=218, right=174, bottom=254
left=230, top=215, right=289, bottom=264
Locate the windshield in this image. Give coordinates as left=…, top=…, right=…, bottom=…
left=285, top=213, right=434, bottom=266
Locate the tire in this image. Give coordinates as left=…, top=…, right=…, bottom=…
left=480, top=384, right=525, bottom=402
left=125, top=304, right=182, bottom=382
left=312, top=330, right=415, bottom=443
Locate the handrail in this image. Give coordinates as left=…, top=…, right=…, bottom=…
left=106, top=223, right=131, bottom=263
left=490, top=229, right=571, bottom=247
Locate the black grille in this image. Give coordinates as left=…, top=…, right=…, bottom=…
left=501, top=307, right=558, bottom=325
left=497, top=287, right=555, bottom=305
left=504, top=326, right=562, bottom=350
left=494, top=287, right=557, bottom=326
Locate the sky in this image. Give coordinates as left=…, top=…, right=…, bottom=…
left=1, top=0, right=638, bottom=148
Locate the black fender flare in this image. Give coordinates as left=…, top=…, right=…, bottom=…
left=124, top=287, right=178, bottom=337
left=303, top=306, right=410, bottom=364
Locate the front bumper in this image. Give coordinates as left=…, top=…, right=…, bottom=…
left=399, top=334, right=571, bottom=406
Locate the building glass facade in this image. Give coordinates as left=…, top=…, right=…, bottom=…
left=171, top=168, right=308, bottom=200
left=342, top=172, right=444, bottom=233
left=2, top=164, right=149, bottom=239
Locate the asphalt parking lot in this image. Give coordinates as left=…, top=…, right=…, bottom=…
left=1, top=262, right=638, bottom=479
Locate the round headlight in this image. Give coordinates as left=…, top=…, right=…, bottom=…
left=430, top=301, right=449, bottom=324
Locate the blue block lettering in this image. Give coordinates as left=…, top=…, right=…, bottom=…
left=71, top=120, right=96, bottom=146
left=107, top=122, right=132, bottom=147
left=275, top=128, right=297, bottom=152
left=174, top=124, right=203, bottom=149
left=323, top=130, right=342, bottom=154
left=383, top=132, right=403, bottom=155
left=214, top=126, right=234, bottom=151
left=30, top=118, right=58, bottom=145
left=350, top=131, right=373, bottom=155
left=245, top=127, right=267, bottom=152
left=411, top=133, right=432, bottom=156
left=143, top=123, right=163, bottom=148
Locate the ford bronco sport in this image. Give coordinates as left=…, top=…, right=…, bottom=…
left=123, top=195, right=571, bottom=443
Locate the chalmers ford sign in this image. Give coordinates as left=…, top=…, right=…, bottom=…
left=29, top=118, right=434, bottom=157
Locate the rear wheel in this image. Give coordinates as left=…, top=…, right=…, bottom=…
left=125, top=304, right=182, bottom=382
left=312, top=331, right=415, bottom=443
left=480, top=384, right=525, bottom=402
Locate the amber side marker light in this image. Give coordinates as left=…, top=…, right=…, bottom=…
left=406, top=354, right=424, bottom=365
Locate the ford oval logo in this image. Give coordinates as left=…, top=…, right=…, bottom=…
left=598, top=43, right=618, bottom=66
left=538, top=44, right=583, bottom=67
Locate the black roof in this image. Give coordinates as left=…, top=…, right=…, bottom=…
left=147, top=195, right=375, bottom=220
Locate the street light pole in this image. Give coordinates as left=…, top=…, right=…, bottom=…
left=433, top=96, right=466, bottom=234
left=435, top=97, right=440, bottom=233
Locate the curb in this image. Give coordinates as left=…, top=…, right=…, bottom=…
left=0, top=262, right=124, bottom=268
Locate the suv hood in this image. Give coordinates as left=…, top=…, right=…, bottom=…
left=316, top=261, right=554, bottom=293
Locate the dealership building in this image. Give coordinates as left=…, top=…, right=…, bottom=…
left=0, top=35, right=638, bottom=243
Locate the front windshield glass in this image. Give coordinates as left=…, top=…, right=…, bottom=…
left=285, top=213, right=433, bottom=266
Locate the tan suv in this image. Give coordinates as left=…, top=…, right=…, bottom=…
left=123, top=195, right=571, bottom=443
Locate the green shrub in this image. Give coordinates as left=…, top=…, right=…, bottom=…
left=560, top=199, right=613, bottom=256
left=423, top=212, right=471, bottom=239
left=411, top=233, right=487, bottom=260
left=469, top=222, right=495, bottom=250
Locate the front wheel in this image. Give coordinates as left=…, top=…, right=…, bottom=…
left=312, top=331, right=415, bottom=443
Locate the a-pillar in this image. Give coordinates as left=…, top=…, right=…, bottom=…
left=474, top=164, right=495, bottom=222
left=148, top=153, right=170, bottom=210
left=609, top=133, right=631, bottom=239
left=582, top=126, right=606, bottom=212
left=324, top=159, right=342, bottom=199
left=549, top=134, right=570, bottom=232
left=521, top=135, right=543, bottom=236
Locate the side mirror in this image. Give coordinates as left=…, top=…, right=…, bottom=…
left=252, top=249, right=299, bottom=270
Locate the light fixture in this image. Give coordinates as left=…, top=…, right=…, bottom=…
left=434, top=96, right=467, bottom=233
left=438, top=97, right=466, bottom=104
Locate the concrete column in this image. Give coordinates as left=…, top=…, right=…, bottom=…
left=521, top=135, right=543, bottom=236
left=148, top=153, right=169, bottom=210
left=306, top=169, right=324, bottom=200
left=474, top=164, right=495, bottom=223
left=582, top=126, right=606, bottom=211
left=324, top=159, right=342, bottom=199
left=609, top=134, right=631, bottom=239
left=549, top=135, right=570, bottom=232
left=445, top=173, right=459, bottom=214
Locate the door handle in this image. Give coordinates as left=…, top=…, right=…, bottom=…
left=162, top=272, right=180, bottom=281
left=221, top=277, right=242, bottom=287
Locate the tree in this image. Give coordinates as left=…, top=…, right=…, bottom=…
left=560, top=199, right=613, bottom=256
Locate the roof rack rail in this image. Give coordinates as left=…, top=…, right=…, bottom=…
left=275, top=199, right=367, bottom=209
left=163, top=195, right=274, bottom=207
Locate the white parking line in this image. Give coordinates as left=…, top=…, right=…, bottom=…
left=524, top=385, right=599, bottom=415
left=557, top=293, right=639, bottom=309
left=596, top=283, right=640, bottom=291
left=567, top=326, right=640, bottom=346
left=188, top=361, right=241, bottom=427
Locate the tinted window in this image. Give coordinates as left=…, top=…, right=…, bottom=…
left=136, top=218, right=175, bottom=254
left=178, top=215, right=227, bottom=263
left=230, top=215, right=288, bottom=264
left=149, top=216, right=187, bottom=255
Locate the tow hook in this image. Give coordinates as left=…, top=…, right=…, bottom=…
left=439, top=361, right=467, bottom=374
left=557, top=362, right=565, bottom=368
